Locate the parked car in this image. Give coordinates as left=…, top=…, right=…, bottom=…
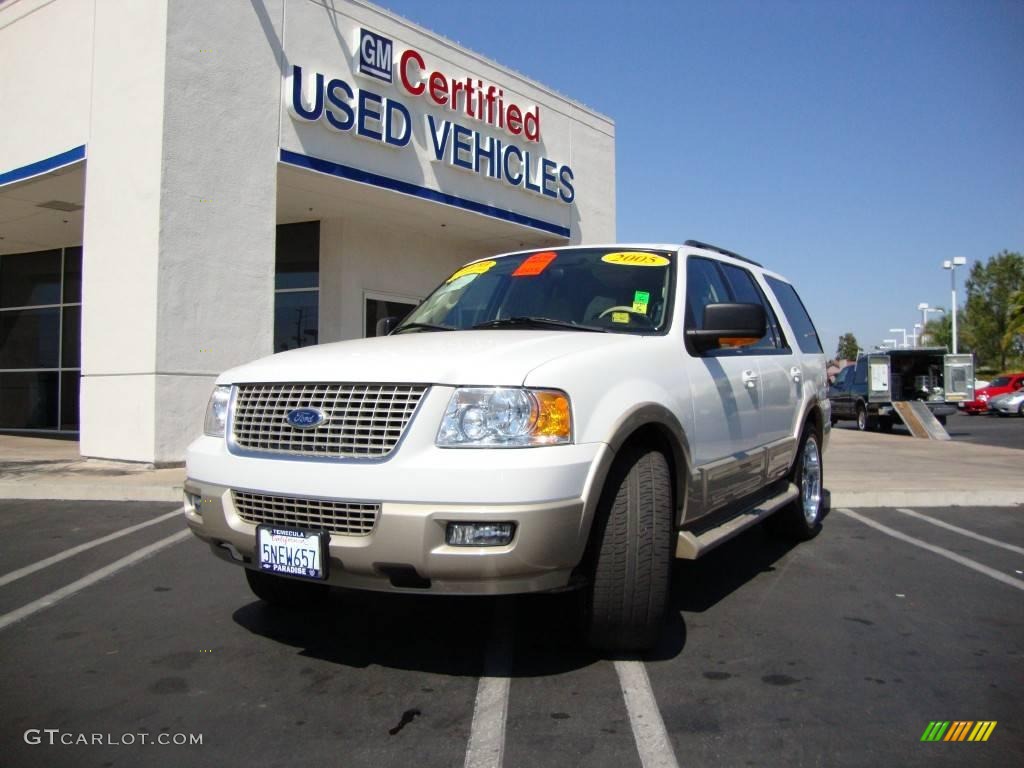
left=989, top=390, right=1024, bottom=417
left=185, top=241, right=829, bottom=651
left=962, top=373, right=1024, bottom=414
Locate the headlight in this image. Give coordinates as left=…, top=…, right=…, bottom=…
left=204, top=385, right=231, bottom=437
left=437, top=387, right=571, bottom=447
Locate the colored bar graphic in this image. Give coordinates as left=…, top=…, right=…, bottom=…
left=921, top=720, right=996, bottom=742
left=921, top=721, right=950, bottom=741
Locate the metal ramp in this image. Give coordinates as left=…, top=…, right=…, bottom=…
left=891, top=401, right=951, bottom=440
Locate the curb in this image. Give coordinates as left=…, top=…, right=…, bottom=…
left=0, top=483, right=184, bottom=503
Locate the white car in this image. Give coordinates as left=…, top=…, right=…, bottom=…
left=185, top=241, right=830, bottom=650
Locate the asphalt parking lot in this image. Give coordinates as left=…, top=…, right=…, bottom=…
left=0, top=499, right=1020, bottom=768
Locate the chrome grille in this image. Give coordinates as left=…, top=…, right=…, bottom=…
left=231, top=383, right=428, bottom=458
left=233, top=491, right=379, bottom=536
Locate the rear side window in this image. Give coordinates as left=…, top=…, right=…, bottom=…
left=765, top=276, right=822, bottom=354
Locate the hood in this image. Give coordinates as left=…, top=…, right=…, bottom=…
left=218, top=330, right=639, bottom=386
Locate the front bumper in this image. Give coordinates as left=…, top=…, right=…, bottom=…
left=185, top=424, right=611, bottom=594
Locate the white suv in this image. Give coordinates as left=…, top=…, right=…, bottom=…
left=185, top=241, right=829, bottom=650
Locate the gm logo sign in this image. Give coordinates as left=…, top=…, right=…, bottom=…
left=359, top=28, right=392, bottom=83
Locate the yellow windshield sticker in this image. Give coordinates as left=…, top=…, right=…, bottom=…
left=611, top=312, right=631, bottom=324
left=632, top=290, right=650, bottom=313
left=447, top=260, right=496, bottom=283
left=602, top=252, right=670, bottom=267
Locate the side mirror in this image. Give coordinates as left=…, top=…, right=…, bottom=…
left=375, top=317, right=399, bottom=337
left=686, top=303, right=766, bottom=353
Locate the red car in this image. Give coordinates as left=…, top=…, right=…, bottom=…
left=962, top=372, right=1024, bottom=414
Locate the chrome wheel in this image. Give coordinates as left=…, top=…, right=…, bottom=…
left=801, top=436, right=822, bottom=525
left=856, top=406, right=867, bottom=431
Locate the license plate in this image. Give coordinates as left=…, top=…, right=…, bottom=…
left=257, top=526, right=327, bottom=580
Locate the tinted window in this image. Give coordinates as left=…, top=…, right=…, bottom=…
left=0, top=250, right=62, bottom=308
left=274, top=291, right=318, bottom=352
left=275, top=221, right=320, bottom=290
left=765, top=276, right=822, bottom=354
left=685, top=257, right=732, bottom=330
left=854, top=357, right=868, bottom=385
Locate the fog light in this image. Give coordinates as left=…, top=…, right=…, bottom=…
left=445, top=522, right=516, bottom=547
left=185, top=491, right=202, bottom=516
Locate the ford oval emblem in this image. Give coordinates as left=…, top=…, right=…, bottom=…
left=286, top=407, right=326, bottom=429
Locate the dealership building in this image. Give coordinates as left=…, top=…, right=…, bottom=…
left=0, top=0, right=615, bottom=463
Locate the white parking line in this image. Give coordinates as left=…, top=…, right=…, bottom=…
left=463, top=604, right=513, bottom=768
left=0, top=508, right=183, bottom=588
left=837, top=508, right=1024, bottom=592
left=0, top=529, right=191, bottom=632
left=614, top=660, right=680, bottom=768
left=895, top=507, right=1024, bottom=556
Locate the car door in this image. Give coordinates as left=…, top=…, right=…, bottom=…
left=683, top=256, right=764, bottom=510
left=830, top=365, right=853, bottom=417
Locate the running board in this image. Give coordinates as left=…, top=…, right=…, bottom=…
left=891, top=401, right=950, bottom=440
left=675, top=483, right=799, bottom=560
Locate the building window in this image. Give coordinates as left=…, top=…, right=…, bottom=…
left=364, top=292, right=418, bottom=337
left=274, top=222, right=319, bottom=352
left=0, top=247, right=82, bottom=431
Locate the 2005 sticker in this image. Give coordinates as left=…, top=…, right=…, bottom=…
left=447, top=260, right=497, bottom=283
left=601, top=252, right=670, bottom=267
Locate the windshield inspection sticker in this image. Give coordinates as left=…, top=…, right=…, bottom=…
left=611, top=312, right=631, bottom=324
left=512, top=251, right=557, bottom=277
left=602, top=252, right=670, bottom=267
left=632, top=291, right=650, bottom=313
left=447, top=260, right=496, bottom=283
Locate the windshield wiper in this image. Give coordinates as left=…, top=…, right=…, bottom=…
left=471, top=316, right=609, bottom=333
left=391, top=322, right=453, bottom=334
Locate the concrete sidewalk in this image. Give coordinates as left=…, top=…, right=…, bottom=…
left=0, top=429, right=1021, bottom=507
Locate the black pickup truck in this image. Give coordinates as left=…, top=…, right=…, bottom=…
left=828, top=349, right=974, bottom=431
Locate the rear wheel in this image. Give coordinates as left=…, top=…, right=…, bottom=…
left=245, top=568, right=329, bottom=607
left=583, top=446, right=673, bottom=651
left=769, top=428, right=824, bottom=541
left=856, top=403, right=876, bottom=431
left=878, top=416, right=894, bottom=433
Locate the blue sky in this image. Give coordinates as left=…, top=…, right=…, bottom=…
left=374, top=0, right=1023, bottom=357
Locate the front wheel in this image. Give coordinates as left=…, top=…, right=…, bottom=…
left=769, top=429, right=824, bottom=541
left=583, top=446, right=673, bottom=651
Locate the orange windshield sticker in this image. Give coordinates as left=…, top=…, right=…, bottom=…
left=447, top=260, right=496, bottom=283
left=602, top=252, right=670, bottom=267
left=512, top=251, right=557, bottom=277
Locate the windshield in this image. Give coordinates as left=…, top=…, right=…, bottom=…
left=988, top=376, right=1010, bottom=388
left=395, top=248, right=674, bottom=334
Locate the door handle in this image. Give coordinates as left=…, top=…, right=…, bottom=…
left=742, top=369, right=759, bottom=389
left=790, top=366, right=802, bottom=382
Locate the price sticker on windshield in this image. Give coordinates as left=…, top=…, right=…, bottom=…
left=632, top=291, right=650, bottom=313
left=447, top=260, right=496, bottom=283
left=512, top=251, right=557, bottom=277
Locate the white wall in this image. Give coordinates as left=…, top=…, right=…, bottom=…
left=79, top=0, right=168, bottom=462
left=0, top=0, right=93, bottom=173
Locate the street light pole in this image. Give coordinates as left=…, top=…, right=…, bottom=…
left=888, top=328, right=908, bottom=348
left=942, top=257, right=967, bottom=354
left=916, top=302, right=945, bottom=346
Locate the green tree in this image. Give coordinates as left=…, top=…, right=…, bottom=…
left=835, top=332, right=859, bottom=360
left=961, top=251, right=1024, bottom=370
left=1004, top=288, right=1024, bottom=359
left=920, top=310, right=952, bottom=350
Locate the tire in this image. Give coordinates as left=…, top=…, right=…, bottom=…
left=829, top=415, right=839, bottom=427
left=770, top=429, right=824, bottom=541
left=245, top=568, right=329, bottom=607
left=1019, top=403, right=1024, bottom=417
left=582, top=446, right=673, bottom=652
left=856, top=403, right=876, bottom=431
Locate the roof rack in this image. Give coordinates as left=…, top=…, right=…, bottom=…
left=683, top=239, right=762, bottom=267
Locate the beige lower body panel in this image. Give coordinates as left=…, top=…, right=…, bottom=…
left=184, top=481, right=587, bottom=595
